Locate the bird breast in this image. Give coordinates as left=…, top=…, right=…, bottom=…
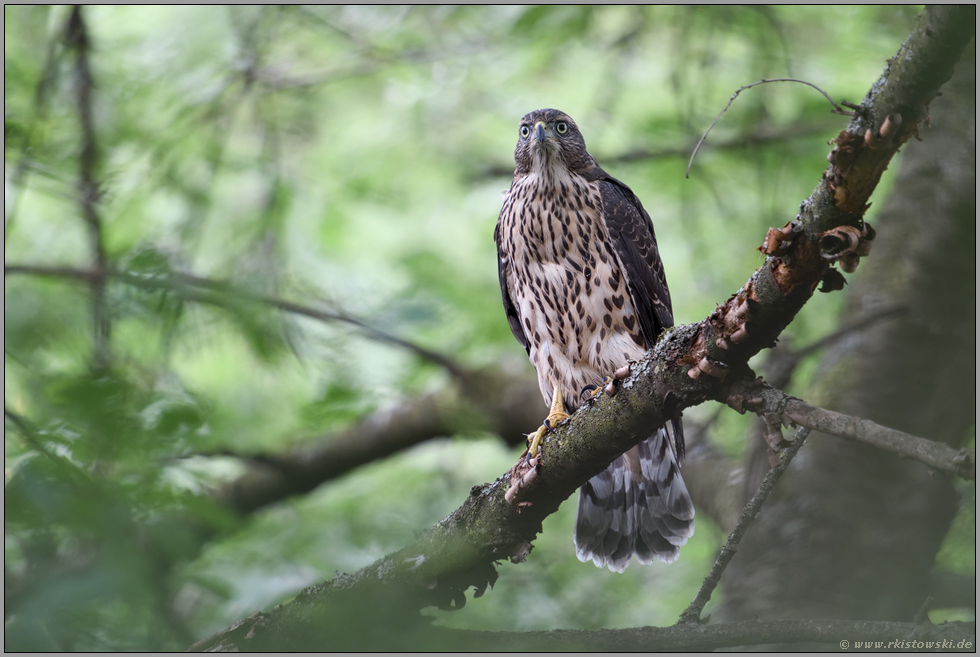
left=500, top=170, right=647, bottom=411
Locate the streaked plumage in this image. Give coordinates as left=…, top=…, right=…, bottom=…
left=494, top=109, right=694, bottom=571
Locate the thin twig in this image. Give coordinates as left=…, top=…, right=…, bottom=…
left=912, top=596, right=934, bottom=623
left=5, top=13, right=65, bottom=235
left=764, top=304, right=907, bottom=389
left=66, top=6, right=111, bottom=369
left=165, top=270, right=464, bottom=376
left=3, top=407, right=49, bottom=458
left=4, top=406, right=93, bottom=481
left=482, top=122, right=837, bottom=180
left=258, top=10, right=488, bottom=94
left=4, top=263, right=465, bottom=378
left=686, top=78, right=850, bottom=178
left=794, top=304, right=907, bottom=358
left=679, top=426, right=811, bottom=624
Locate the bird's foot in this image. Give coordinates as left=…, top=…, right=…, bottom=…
left=526, top=410, right=569, bottom=461
left=588, top=366, right=631, bottom=400
left=526, top=385, right=569, bottom=461
left=587, top=378, right=614, bottom=399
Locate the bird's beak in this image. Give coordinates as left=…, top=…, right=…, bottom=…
left=534, top=121, right=547, bottom=143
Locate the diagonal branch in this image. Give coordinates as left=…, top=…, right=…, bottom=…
left=679, top=426, right=810, bottom=623
left=170, top=270, right=466, bottom=376
left=213, top=366, right=543, bottom=515
left=184, top=5, right=973, bottom=648
left=762, top=303, right=907, bottom=389
left=3, top=263, right=464, bottom=377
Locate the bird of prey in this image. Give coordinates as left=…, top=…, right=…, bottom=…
left=494, top=109, right=694, bottom=571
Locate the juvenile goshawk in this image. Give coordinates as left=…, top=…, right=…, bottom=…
left=494, top=108, right=695, bottom=571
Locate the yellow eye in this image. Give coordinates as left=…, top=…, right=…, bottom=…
left=520, top=125, right=530, bottom=138
left=556, top=121, right=568, bottom=134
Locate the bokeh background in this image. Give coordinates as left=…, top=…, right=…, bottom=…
left=5, top=5, right=974, bottom=650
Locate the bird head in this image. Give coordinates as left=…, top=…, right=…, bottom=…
left=513, top=109, right=592, bottom=176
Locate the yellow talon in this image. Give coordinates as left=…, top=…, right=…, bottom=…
left=527, top=425, right=547, bottom=460
left=528, top=385, right=569, bottom=459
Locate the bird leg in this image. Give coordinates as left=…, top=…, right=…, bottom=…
left=527, top=385, right=569, bottom=460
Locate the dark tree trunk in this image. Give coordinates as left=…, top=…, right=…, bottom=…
left=719, top=44, right=975, bottom=623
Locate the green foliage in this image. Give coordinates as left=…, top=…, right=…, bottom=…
left=5, top=5, right=969, bottom=651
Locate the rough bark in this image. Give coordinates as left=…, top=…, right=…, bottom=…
left=719, top=36, right=976, bottom=624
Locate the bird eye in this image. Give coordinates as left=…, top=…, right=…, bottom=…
left=556, top=121, right=568, bottom=134
left=520, top=125, right=530, bottom=138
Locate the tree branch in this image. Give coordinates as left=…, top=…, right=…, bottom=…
left=191, top=612, right=976, bottom=652
left=723, top=377, right=976, bottom=480
left=743, top=305, right=909, bottom=497
left=763, top=303, right=907, bottom=389
left=687, top=78, right=851, bottom=178
left=680, top=426, right=810, bottom=623
left=4, top=12, right=65, bottom=234
left=214, top=366, right=544, bottom=514
left=65, top=6, right=111, bottom=370
left=3, top=263, right=464, bottom=377
left=188, top=7, right=974, bottom=648
left=481, top=122, right=838, bottom=179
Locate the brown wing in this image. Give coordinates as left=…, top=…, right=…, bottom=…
left=596, top=177, right=674, bottom=341
left=596, top=176, right=685, bottom=460
left=493, top=218, right=529, bottom=355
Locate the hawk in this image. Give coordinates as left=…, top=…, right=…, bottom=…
left=494, top=109, right=694, bottom=571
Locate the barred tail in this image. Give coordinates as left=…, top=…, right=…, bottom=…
left=574, top=423, right=694, bottom=572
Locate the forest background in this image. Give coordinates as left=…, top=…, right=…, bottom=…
left=4, top=5, right=974, bottom=651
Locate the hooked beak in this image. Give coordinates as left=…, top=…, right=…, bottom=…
left=534, top=121, right=547, bottom=143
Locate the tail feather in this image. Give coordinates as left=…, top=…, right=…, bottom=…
left=574, top=424, right=694, bottom=571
